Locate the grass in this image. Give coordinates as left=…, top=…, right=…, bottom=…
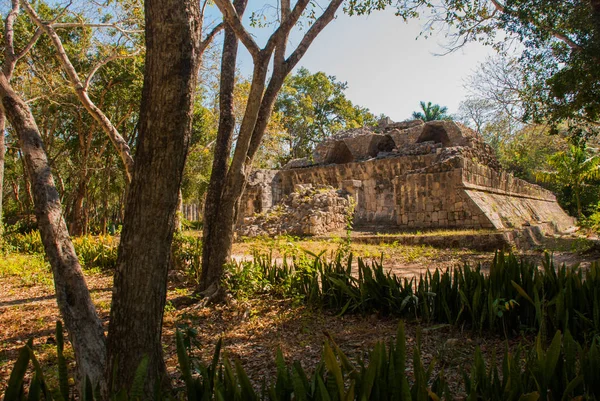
left=3, top=233, right=597, bottom=399
left=0, top=253, right=53, bottom=287
left=371, top=228, right=497, bottom=237
left=232, top=234, right=479, bottom=264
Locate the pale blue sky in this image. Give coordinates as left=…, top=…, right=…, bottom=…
left=231, top=7, right=495, bottom=122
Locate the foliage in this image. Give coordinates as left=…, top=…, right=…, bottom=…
left=10, top=320, right=600, bottom=400
left=411, top=101, right=451, bottom=122
left=2, top=230, right=118, bottom=270
left=227, top=251, right=600, bottom=342
left=172, top=233, right=203, bottom=284
left=72, top=235, right=119, bottom=270
left=3, top=230, right=45, bottom=255
left=456, top=55, right=525, bottom=150
left=424, top=0, right=600, bottom=130
left=274, top=67, right=377, bottom=164
left=3, top=321, right=149, bottom=401
left=535, top=143, right=600, bottom=217
left=1, top=0, right=144, bottom=236
left=494, top=125, right=565, bottom=182
left=456, top=57, right=600, bottom=219
left=0, top=253, right=52, bottom=287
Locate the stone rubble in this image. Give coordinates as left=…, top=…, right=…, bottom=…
left=239, top=185, right=352, bottom=237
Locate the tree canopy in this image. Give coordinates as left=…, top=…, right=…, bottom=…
left=274, top=67, right=376, bottom=164
left=424, top=0, right=600, bottom=131
left=411, top=101, right=451, bottom=121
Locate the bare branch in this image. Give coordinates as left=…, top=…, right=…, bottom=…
left=21, top=0, right=135, bottom=181
left=199, top=22, right=224, bottom=54
left=5, top=0, right=19, bottom=61
left=14, top=28, right=43, bottom=61
left=285, top=0, right=344, bottom=72
left=264, top=0, right=309, bottom=55
left=212, top=0, right=260, bottom=59
left=49, top=0, right=72, bottom=23
left=274, top=0, right=290, bottom=67
left=52, top=22, right=143, bottom=34
left=84, top=49, right=141, bottom=90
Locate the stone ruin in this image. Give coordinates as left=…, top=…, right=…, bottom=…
left=239, top=185, right=351, bottom=237
left=237, top=119, right=576, bottom=237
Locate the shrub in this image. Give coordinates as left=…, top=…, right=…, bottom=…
left=3, top=230, right=44, bottom=254
left=171, top=233, right=202, bottom=283
left=230, top=251, right=600, bottom=342
left=72, top=235, right=118, bottom=270
left=3, top=231, right=118, bottom=270
left=7, top=321, right=600, bottom=400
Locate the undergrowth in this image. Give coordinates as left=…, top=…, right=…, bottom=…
left=6, top=320, right=600, bottom=400
left=226, top=251, right=600, bottom=343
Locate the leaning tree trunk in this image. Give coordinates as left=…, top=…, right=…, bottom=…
left=0, top=72, right=107, bottom=391
left=105, top=0, right=201, bottom=395
left=0, top=109, right=5, bottom=233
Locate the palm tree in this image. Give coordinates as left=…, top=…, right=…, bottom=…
left=535, top=144, right=600, bottom=218
left=412, top=101, right=451, bottom=121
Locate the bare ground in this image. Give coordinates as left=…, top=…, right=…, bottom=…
left=2, top=235, right=599, bottom=398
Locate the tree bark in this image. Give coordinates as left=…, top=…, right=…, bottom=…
left=0, top=72, right=107, bottom=392
left=69, top=171, right=87, bottom=236
left=199, top=0, right=344, bottom=294
left=105, top=0, right=201, bottom=395
left=0, top=110, right=5, bottom=233
left=591, top=0, right=600, bottom=37
left=199, top=0, right=247, bottom=294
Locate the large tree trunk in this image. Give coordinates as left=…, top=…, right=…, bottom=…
left=591, top=0, right=600, bottom=38
left=105, top=0, right=201, bottom=395
left=0, top=72, right=107, bottom=391
left=199, top=0, right=247, bottom=294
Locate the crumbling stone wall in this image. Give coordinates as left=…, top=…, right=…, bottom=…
left=238, top=169, right=280, bottom=225
left=236, top=119, right=575, bottom=235
left=277, top=155, right=438, bottom=226
left=394, top=156, right=575, bottom=231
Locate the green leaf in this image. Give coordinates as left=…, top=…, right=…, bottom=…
left=323, top=342, right=345, bottom=396
left=518, top=392, right=540, bottom=401
left=511, top=280, right=535, bottom=306
left=4, top=339, right=32, bottom=401
left=543, top=330, right=562, bottom=384
left=129, top=355, right=149, bottom=400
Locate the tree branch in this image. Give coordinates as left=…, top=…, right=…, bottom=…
left=199, top=22, right=224, bottom=54
left=5, top=0, right=19, bottom=64
left=490, top=0, right=583, bottom=51
left=22, top=0, right=135, bottom=181
left=213, top=0, right=260, bottom=59
left=52, top=22, right=143, bottom=34
left=264, top=0, right=309, bottom=55
left=285, top=0, right=344, bottom=72
left=274, top=0, right=291, bottom=67
left=14, top=28, right=43, bottom=61
left=84, top=49, right=141, bottom=91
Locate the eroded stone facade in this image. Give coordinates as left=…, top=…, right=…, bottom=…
left=237, top=119, right=575, bottom=235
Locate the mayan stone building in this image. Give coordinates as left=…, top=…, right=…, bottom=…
left=238, top=119, right=575, bottom=234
